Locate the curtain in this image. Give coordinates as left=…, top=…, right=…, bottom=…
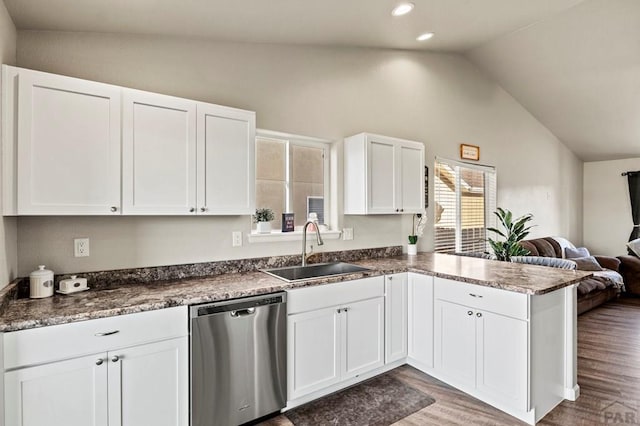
left=628, top=172, right=640, bottom=251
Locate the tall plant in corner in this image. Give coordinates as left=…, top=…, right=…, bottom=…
left=487, top=208, right=534, bottom=261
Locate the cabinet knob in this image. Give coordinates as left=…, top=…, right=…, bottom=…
left=395, top=209, right=400, bottom=212
left=96, top=359, right=104, bottom=366
left=337, top=308, right=342, bottom=313
left=200, top=207, right=207, bottom=212
left=388, top=276, right=392, bottom=280
left=110, top=206, right=117, bottom=212
left=467, top=310, right=473, bottom=316
left=111, top=355, right=120, bottom=362
left=189, top=207, right=195, bottom=213
left=476, top=312, right=482, bottom=318
left=400, top=209, right=404, bottom=212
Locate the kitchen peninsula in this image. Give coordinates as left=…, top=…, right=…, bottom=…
left=0, top=251, right=590, bottom=425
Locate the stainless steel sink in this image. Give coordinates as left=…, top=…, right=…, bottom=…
left=262, top=262, right=371, bottom=282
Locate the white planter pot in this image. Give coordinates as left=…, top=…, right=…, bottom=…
left=256, top=221, right=272, bottom=234
left=407, top=243, right=417, bottom=256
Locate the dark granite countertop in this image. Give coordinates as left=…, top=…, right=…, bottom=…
left=0, top=252, right=591, bottom=333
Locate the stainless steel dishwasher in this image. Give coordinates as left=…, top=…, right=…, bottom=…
left=190, top=292, right=287, bottom=426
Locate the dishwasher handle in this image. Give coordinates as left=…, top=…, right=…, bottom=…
left=230, top=307, right=256, bottom=317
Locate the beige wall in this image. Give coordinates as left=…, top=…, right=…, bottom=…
left=583, top=158, right=640, bottom=255
left=15, top=31, right=583, bottom=276
left=0, top=3, right=17, bottom=286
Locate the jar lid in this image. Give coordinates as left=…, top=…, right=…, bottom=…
left=30, top=265, right=53, bottom=278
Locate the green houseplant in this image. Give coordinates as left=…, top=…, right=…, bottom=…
left=253, top=208, right=275, bottom=234
left=487, top=208, right=534, bottom=261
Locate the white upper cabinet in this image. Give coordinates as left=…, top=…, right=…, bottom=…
left=4, top=66, right=121, bottom=215
left=344, top=133, right=425, bottom=214
left=122, top=89, right=197, bottom=215
left=3, top=65, right=256, bottom=216
left=196, top=103, right=255, bottom=215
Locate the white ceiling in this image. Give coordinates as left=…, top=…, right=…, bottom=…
left=5, top=0, right=638, bottom=161
left=468, top=0, right=640, bottom=161
left=3, top=0, right=583, bottom=52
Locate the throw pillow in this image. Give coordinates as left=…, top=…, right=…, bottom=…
left=628, top=238, right=640, bottom=257
left=572, top=256, right=604, bottom=271
left=565, top=246, right=590, bottom=259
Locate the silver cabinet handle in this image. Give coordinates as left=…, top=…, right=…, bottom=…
left=95, top=330, right=119, bottom=337
left=467, top=310, right=473, bottom=316
left=476, top=312, right=482, bottom=318
left=469, top=293, right=483, bottom=298
left=230, top=308, right=256, bottom=317
left=110, top=206, right=117, bottom=212
left=96, top=359, right=104, bottom=366
left=111, top=355, right=120, bottom=362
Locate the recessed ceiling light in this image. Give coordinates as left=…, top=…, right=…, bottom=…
left=416, top=32, right=435, bottom=41
left=391, top=3, right=414, bottom=17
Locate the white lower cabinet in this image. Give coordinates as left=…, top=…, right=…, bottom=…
left=385, top=273, right=408, bottom=364
left=3, top=307, right=189, bottom=426
left=286, top=277, right=385, bottom=402
left=433, top=277, right=529, bottom=414
left=407, top=273, right=433, bottom=369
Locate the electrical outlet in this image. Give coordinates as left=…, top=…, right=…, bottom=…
left=343, top=228, right=354, bottom=240
left=232, top=231, right=243, bottom=247
left=74, top=238, right=90, bottom=257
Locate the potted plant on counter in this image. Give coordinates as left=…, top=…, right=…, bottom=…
left=254, top=208, right=275, bottom=234
left=408, top=213, right=427, bottom=255
left=487, top=207, right=533, bottom=261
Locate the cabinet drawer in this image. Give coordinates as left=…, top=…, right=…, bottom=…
left=4, top=306, right=188, bottom=370
left=287, top=276, right=385, bottom=315
left=434, top=277, right=528, bottom=320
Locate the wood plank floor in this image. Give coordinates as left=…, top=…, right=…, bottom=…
left=261, top=297, right=640, bottom=425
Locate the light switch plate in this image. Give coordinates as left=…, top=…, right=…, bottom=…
left=232, top=231, right=243, bottom=247
left=74, top=238, right=90, bottom=257
left=343, top=228, right=354, bottom=240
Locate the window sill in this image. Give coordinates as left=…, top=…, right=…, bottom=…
left=248, top=229, right=342, bottom=243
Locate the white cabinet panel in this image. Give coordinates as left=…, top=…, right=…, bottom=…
left=15, top=68, right=121, bottom=215
left=108, top=337, right=188, bottom=426
left=408, top=273, right=434, bottom=368
left=197, top=103, right=255, bottom=214
left=385, top=274, right=408, bottom=364
left=477, top=311, right=528, bottom=411
left=368, top=138, right=396, bottom=213
left=342, top=297, right=384, bottom=379
left=287, top=307, right=341, bottom=400
left=5, top=353, right=108, bottom=426
left=344, top=133, right=424, bottom=215
left=122, top=90, right=196, bottom=214
left=434, top=300, right=477, bottom=388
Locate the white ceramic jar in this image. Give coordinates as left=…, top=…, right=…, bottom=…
left=29, top=265, right=54, bottom=298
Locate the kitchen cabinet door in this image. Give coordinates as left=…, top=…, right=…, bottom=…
left=408, top=273, right=434, bottom=368
left=287, top=307, right=341, bottom=400
left=122, top=89, right=197, bottom=215
left=385, top=274, right=408, bottom=364
left=15, top=68, right=121, bottom=215
left=399, top=143, right=425, bottom=213
left=196, top=103, right=255, bottom=214
left=107, top=337, right=188, bottom=426
left=476, top=310, right=528, bottom=411
left=5, top=353, right=108, bottom=426
left=342, top=297, right=385, bottom=379
left=367, top=137, right=396, bottom=213
left=434, top=300, right=477, bottom=388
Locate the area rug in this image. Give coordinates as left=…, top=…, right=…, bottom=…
left=285, top=373, right=435, bottom=426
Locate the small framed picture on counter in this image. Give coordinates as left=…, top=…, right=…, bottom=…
left=460, top=143, right=480, bottom=161
left=282, top=213, right=294, bottom=232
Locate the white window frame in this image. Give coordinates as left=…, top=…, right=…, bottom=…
left=249, top=129, right=340, bottom=242
left=434, top=156, right=497, bottom=254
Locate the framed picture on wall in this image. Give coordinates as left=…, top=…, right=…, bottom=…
left=460, top=143, right=480, bottom=161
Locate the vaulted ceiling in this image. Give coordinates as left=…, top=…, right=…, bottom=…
left=4, top=0, right=638, bottom=161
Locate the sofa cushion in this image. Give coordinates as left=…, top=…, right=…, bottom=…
left=565, top=246, right=590, bottom=259
left=510, top=256, right=577, bottom=270
left=530, top=239, right=557, bottom=257
left=572, top=256, right=603, bottom=271
left=542, top=237, right=563, bottom=257
left=519, top=241, right=538, bottom=256
left=627, top=238, right=640, bottom=257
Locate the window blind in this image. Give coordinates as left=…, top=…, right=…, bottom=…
left=434, top=157, right=497, bottom=254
